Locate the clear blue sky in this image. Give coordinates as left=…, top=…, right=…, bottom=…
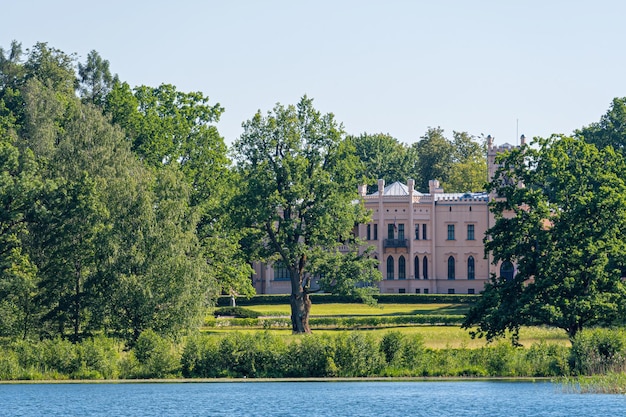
left=3, top=0, right=625, bottom=147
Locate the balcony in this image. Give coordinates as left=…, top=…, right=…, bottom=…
left=384, top=239, right=408, bottom=248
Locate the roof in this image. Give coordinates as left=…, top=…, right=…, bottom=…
left=370, top=181, right=423, bottom=197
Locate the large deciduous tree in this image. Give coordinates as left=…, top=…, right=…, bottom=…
left=411, top=127, right=454, bottom=192
left=232, top=96, right=379, bottom=333
left=576, top=97, right=626, bottom=152
left=346, top=133, right=418, bottom=193
left=463, top=135, right=626, bottom=343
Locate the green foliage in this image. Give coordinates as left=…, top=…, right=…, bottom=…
left=576, top=97, right=626, bottom=152
left=232, top=95, right=374, bottom=332
left=570, top=328, right=626, bottom=375
left=332, top=332, right=383, bottom=376
left=216, top=293, right=479, bottom=306
left=132, top=329, right=180, bottom=378
left=213, top=306, right=261, bottom=319
left=465, top=136, right=626, bottom=343
left=346, top=132, right=418, bottom=193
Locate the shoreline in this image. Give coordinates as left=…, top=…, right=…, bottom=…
left=0, top=376, right=552, bottom=384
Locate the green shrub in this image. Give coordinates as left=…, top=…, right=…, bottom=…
left=213, top=307, right=261, bottom=318
left=523, top=341, right=570, bottom=377
left=132, top=330, right=180, bottom=378
left=217, top=332, right=287, bottom=378
left=332, top=332, right=383, bottom=377
left=380, top=331, right=404, bottom=364
left=217, top=293, right=480, bottom=306
left=285, top=334, right=336, bottom=377
left=0, top=349, right=19, bottom=380
left=570, top=328, right=626, bottom=375
left=77, top=336, right=120, bottom=379
left=181, top=334, right=222, bottom=378
left=41, top=337, right=80, bottom=376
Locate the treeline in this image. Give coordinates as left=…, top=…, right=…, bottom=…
left=1, top=328, right=624, bottom=380
left=0, top=42, right=251, bottom=344
left=0, top=41, right=487, bottom=344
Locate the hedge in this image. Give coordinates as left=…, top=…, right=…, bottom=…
left=217, top=293, right=479, bottom=307
left=206, top=314, right=465, bottom=329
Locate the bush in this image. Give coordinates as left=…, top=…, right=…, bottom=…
left=0, top=349, right=20, bottom=380
left=570, top=328, right=626, bottom=375
left=132, top=330, right=180, bottom=378
left=181, top=334, right=222, bottom=378
left=217, top=293, right=479, bottom=306
left=285, top=334, right=336, bottom=377
left=332, top=333, right=383, bottom=377
left=213, top=307, right=261, bottom=318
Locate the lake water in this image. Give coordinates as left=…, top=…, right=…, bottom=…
left=1, top=381, right=625, bottom=416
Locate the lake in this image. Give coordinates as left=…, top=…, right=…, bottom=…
left=1, top=380, right=625, bottom=416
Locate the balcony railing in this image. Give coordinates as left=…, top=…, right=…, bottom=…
left=384, top=238, right=408, bottom=248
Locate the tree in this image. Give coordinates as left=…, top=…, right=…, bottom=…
left=346, top=133, right=418, bottom=193
left=444, top=131, right=487, bottom=192
left=232, top=96, right=379, bottom=333
left=463, top=136, right=626, bottom=344
left=411, top=127, right=454, bottom=192
left=0, top=134, right=41, bottom=339
left=576, top=97, right=626, bottom=152
left=105, top=79, right=252, bottom=304
left=77, top=50, right=116, bottom=107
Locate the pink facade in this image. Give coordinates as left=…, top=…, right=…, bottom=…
left=357, top=178, right=492, bottom=294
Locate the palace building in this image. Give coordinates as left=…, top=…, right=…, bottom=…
left=251, top=135, right=522, bottom=294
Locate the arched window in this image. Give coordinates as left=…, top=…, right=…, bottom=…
left=398, top=256, right=406, bottom=279
left=500, top=261, right=514, bottom=281
left=274, top=261, right=290, bottom=281
left=414, top=255, right=420, bottom=279
left=387, top=256, right=394, bottom=280
left=423, top=257, right=428, bottom=279
left=448, top=256, right=455, bottom=280
left=468, top=256, right=475, bottom=280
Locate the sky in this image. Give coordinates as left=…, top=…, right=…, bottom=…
left=3, top=1, right=626, bottom=147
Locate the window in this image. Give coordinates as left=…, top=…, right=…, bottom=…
left=447, top=224, right=455, bottom=240
left=422, top=224, right=427, bottom=240
left=415, top=224, right=420, bottom=240
left=414, top=256, right=420, bottom=280
left=367, top=224, right=371, bottom=240
left=423, top=257, right=428, bottom=279
left=448, top=289, right=455, bottom=294
left=388, top=224, right=395, bottom=240
left=398, top=256, right=406, bottom=279
left=424, top=288, right=429, bottom=294
left=274, top=261, right=290, bottom=281
left=399, top=288, right=406, bottom=294
left=448, top=256, right=455, bottom=279
left=468, top=256, right=475, bottom=280
left=468, top=288, right=475, bottom=294
left=467, top=224, right=475, bottom=240
left=415, top=289, right=421, bottom=294
left=374, top=224, right=378, bottom=240
left=386, top=256, right=394, bottom=280
left=398, top=224, right=405, bottom=240
left=500, top=261, right=514, bottom=281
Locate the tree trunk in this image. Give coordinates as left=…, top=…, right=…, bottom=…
left=290, top=272, right=311, bottom=334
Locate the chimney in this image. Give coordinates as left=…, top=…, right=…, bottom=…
left=429, top=179, right=442, bottom=194
left=358, top=184, right=367, bottom=197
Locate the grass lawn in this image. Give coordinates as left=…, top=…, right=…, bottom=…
left=230, top=303, right=469, bottom=317
left=202, top=325, right=570, bottom=349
